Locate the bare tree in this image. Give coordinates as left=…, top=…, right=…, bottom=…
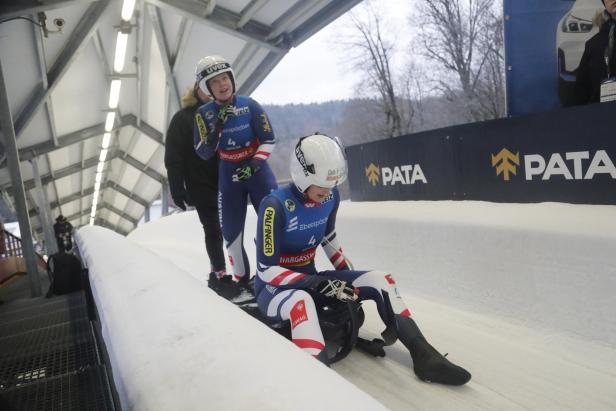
left=344, top=2, right=409, bottom=138
left=475, top=8, right=506, bottom=118
left=399, top=60, right=427, bottom=132
left=415, top=0, right=505, bottom=121
left=336, top=98, right=386, bottom=143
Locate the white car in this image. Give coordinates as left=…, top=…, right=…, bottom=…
left=556, top=0, right=604, bottom=104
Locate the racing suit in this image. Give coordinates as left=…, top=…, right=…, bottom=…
left=194, top=95, right=277, bottom=281
left=254, top=185, right=410, bottom=358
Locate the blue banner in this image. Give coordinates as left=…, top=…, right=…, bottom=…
left=347, top=101, right=616, bottom=205
left=504, top=0, right=605, bottom=116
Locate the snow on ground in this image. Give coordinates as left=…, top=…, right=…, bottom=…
left=84, top=200, right=616, bottom=410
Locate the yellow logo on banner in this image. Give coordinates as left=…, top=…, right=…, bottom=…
left=366, top=163, right=380, bottom=186
left=491, top=148, right=520, bottom=181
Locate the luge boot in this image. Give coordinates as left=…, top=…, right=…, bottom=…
left=208, top=272, right=241, bottom=299
left=315, top=349, right=330, bottom=367
left=396, top=315, right=471, bottom=386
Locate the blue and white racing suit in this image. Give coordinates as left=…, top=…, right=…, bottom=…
left=255, top=185, right=411, bottom=358
left=194, top=95, right=277, bottom=280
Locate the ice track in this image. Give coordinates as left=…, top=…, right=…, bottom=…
left=128, top=201, right=616, bottom=410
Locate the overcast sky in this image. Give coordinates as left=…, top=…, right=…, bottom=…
left=251, top=0, right=413, bottom=105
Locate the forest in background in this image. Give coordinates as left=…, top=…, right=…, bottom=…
left=263, top=94, right=472, bottom=181
left=263, top=0, right=506, bottom=181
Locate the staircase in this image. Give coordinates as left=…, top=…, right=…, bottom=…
left=0, top=291, right=119, bottom=410
left=0, top=228, right=119, bottom=409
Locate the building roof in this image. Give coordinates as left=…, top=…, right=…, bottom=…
left=0, top=0, right=360, bottom=238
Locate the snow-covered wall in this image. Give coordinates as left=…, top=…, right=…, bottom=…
left=75, top=226, right=387, bottom=411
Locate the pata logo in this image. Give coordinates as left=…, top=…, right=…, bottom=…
left=491, top=148, right=520, bottom=181
left=366, top=163, right=380, bottom=186
left=492, top=148, right=616, bottom=181
left=365, top=162, right=427, bottom=186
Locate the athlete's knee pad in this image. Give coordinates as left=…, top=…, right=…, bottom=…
left=353, top=270, right=396, bottom=291
left=352, top=270, right=409, bottom=343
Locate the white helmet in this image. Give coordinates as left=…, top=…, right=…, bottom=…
left=291, top=133, right=348, bottom=192
left=195, top=55, right=236, bottom=97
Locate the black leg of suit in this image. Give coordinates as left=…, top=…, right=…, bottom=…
left=195, top=204, right=226, bottom=272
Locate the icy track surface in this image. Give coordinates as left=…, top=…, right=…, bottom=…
left=129, top=200, right=616, bottom=410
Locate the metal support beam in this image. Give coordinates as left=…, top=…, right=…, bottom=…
left=106, top=128, right=136, bottom=227
left=25, top=190, right=43, bottom=244
left=136, top=5, right=147, bottom=126
left=45, top=153, right=61, bottom=216
left=0, top=0, right=96, bottom=19
left=37, top=205, right=132, bottom=235
left=117, top=149, right=165, bottom=182
left=237, top=0, right=360, bottom=96
left=282, top=0, right=362, bottom=46
left=78, top=131, right=87, bottom=221
left=266, top=0, right=323, bottom=41
left=147, top=5, right=180, bottom=112
left=106, top=181, right=150, bottom=208
left=123, top=114, right=164, bottom=145
left=29, top=185, right=95, bottom=217
left=237, top=50, right=286, bottom=95
left=2, top=153, right=102, bottom=192
left=31, top=11, right=59, bottom=148
left=161, top=178, right=169, bottom=216
left=10, top=1, right=111, bottom=140
left=28, top=179, right=151, bottom=213
left=16, top=113, right=162, bottom=163
left=233, top=43, right=261, bottom=81
left=0, top=57, right=42, bottom=297
left=100, top=201, right=139, bottom=225
left=237, top=0, right=270, bottom=29
left=18, top=120, right=105, bottom=160
left=171, top=18, right=191, bottom=71
left=30, top=158, right=58, bottom=255
left=23, top=177, right=151, bottom=231
left=35, top=8, right=64, bottom=219
left=0, top=190, right=16, bottom=220
left=144, top=0, right=286, bottom=53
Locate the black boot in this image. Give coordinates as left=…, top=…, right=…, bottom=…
left=208, top=272, right=241, bottom=299
left=237, top=274, right=250, bottom=286
left=315, top=349, right=330, bottom=367
left=397, top=315, right=471, bottom=386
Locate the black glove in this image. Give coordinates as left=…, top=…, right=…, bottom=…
left=168, top=172, right=189, bottom=211
left=172, top=192, right=188, bottom=211
left=232, top=160, right=261, bottom=182
left=317, top=279, right=358, bottom=301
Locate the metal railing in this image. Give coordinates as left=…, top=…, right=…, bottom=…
left=1, top=228, right=27, bottom=258
left=0, top=228, right=47, bottom=285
